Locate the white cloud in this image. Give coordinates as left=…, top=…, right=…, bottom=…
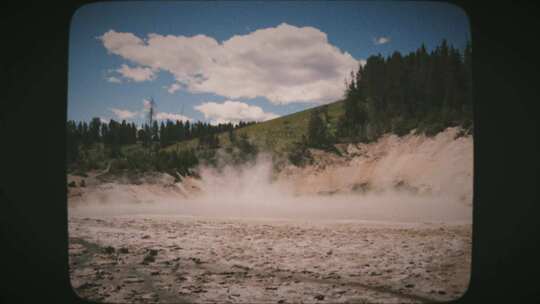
left=155, top=112, right=192, bottom=122
left=143, top=99, right=152, bottom=110
left=195, top=100, right=278, bottom=124
left=99, top=23, right=362, bottom=104
left=100, top=117, right=110, bottom=124
left=140, top=99, right=154, bottom=119
left=107, top=76, right=122, bottom=83
left=374, top=36, right=391, bottom=45
left=116, top=64, right=156, bottom=82
left=141, top=99, right=191, bottom=121
left=110, top=108, right=138, bottom=120
left=106, top=100, right=191, bottom=123
left=167, top=83, right=182, bottom=94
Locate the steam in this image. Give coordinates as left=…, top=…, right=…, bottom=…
left=69, top=154, right=471, bottom=224
left=68, top=128, right=473, bottom=224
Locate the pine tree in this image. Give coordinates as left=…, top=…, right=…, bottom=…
left=159, top=121, right=166, bottom=147
left=307, top=109, right=332, bottom=148
left=152, top=121, right=159, bottom=142
left=336, top=40, right=472, bottom=140
left=228, top=128, right=236, bottom=144
left=89, top=117, right=101, bottom=143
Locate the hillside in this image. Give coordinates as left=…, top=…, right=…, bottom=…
left=164, top=100, right=345, bottom=154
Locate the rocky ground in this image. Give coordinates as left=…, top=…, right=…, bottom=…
left=69, top=215, right=471, bottom=304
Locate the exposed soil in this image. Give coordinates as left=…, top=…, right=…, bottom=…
left=69, top=215, right=471, bottom=303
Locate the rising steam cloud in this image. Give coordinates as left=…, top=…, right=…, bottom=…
left=69, top=146, right=472, bottom=224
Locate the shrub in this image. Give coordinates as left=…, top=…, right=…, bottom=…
left=393, top=117, right=417, bottom=137
left=109, top=158, right=129, bottom=173
left=288, top=136, right=313, bottom=167
left=423, top=121, right=446, bottom=136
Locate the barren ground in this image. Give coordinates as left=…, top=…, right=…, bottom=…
left=69, top=214, right=471, bottom=303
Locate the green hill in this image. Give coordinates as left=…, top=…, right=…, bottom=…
left=164, top=99, right=345, bottom=155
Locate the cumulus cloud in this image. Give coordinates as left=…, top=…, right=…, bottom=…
left=116, top=64, right=156, bottom=82
left=143, top=98, right=152, bottom=110
left=141, top=99, right=192, bottom=121
left=155, top=112, right=192, bottom=122
left=99, top=23, right=361, bottom=104
left=374, top=36, right=391, bottom=45
left=107, top=100, right=191, bottom=122
left=167, top=83, right=182, bottom=94
left=110, top=108, right=138, bottom=120
left=107, top=76, right=122, bottom=83
left=195, top=100, right=278, bottom=124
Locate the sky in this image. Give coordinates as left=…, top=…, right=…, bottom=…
left=68, top=1, right=470, bottom=126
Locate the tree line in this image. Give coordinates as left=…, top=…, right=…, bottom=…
left=67, top=117, right=256, bottom=164
left=337, top=39, right=472, bottom=141
left=303, top=40, right=472, bottom=151
left=290, top=40, right=473, bottom=165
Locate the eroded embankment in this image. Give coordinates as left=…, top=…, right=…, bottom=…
left=277, top=127, right=473, bottom=204
left=68, top=127, right=472, bottom=223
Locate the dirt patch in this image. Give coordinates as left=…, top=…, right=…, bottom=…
left=69, top=215, right=471, bottom=303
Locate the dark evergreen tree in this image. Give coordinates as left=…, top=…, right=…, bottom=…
left=307, top=109, right=333, bottom=149
left=336, top=40, right=472, bottom=140
left=236, top=133, right=257, bottom=161
left=228, top=128, right=236, bottom=144
left=159, top=121, right=166, bottom=147
left=89, top=117, right=101, bottom=143
left=152, top=121, right=159, bottom=142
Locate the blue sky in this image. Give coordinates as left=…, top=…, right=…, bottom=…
left=68, top=1, right=470, bottom=125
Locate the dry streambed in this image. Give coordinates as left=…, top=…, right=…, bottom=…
left=69, top=215, right=471, bottom=303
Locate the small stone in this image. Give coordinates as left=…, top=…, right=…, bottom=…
left=438, top=290, right=447, bottom=295
left=190, top=257, right=203, bottom=264
left=314, top=294, right=325, bottom=301
left=103, top=246, right=115, bottom=254
left=142, top=255, right=155, bottom=264
left=123, top=277, right=144, bottom=284
left=78, top=282, right=96, bottom=290
left=192, top=288, right=206, bottom=293
left=141, top=293, right=157, bottom=300
left=405, top=284, right=415, bottom=288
